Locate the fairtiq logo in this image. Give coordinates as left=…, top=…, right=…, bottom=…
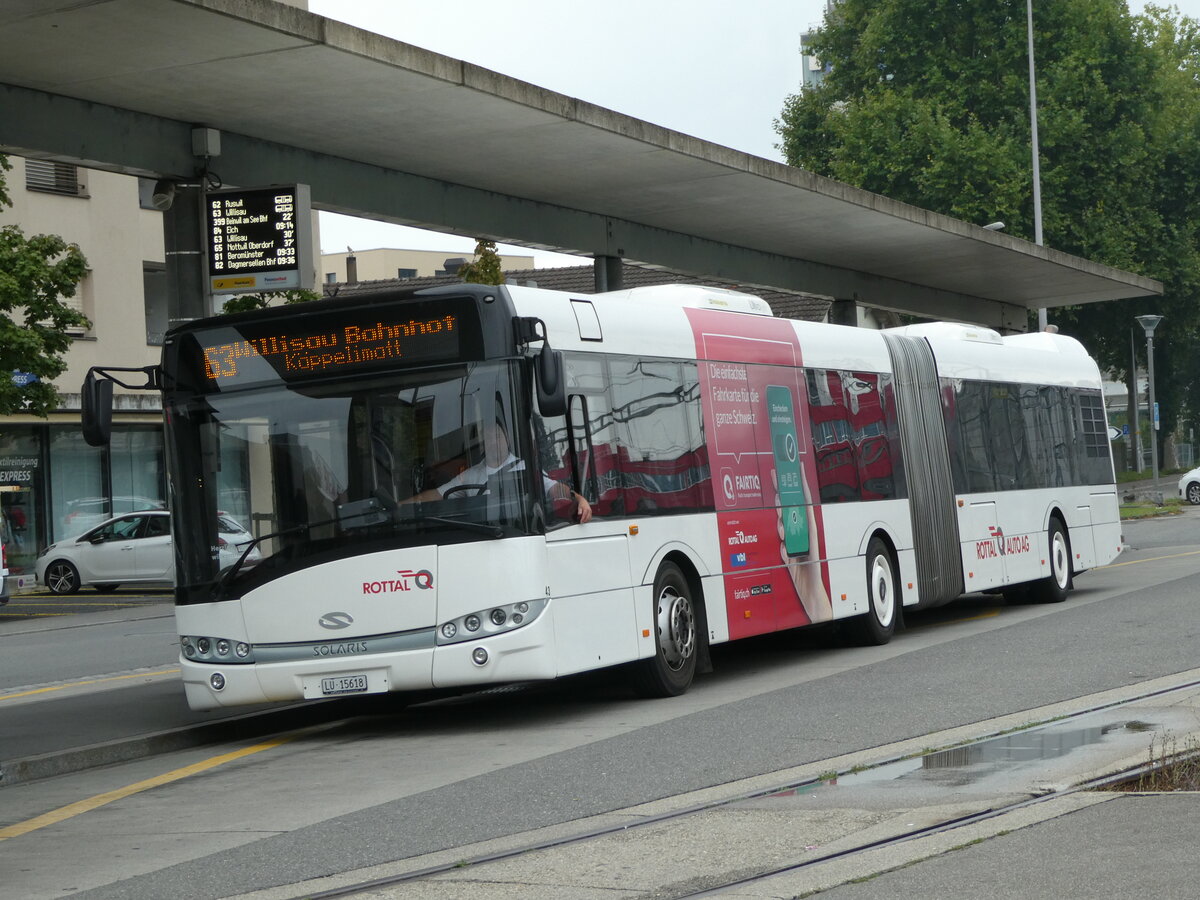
left=362, top=569, right=434, bottom=594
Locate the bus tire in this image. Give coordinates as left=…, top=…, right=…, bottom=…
left=631, top=561, right=698, bottom=698
left=1032, top=518, right=1072, bottom=603
left=849, top=536, right=898, bottom=645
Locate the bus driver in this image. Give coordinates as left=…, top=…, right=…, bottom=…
left=406, top=420, right=593, bottom=523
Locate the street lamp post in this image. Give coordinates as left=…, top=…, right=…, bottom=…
left=1136, top=315, right=1164, bottom=484
left=1027, top=0, right=1047, bottom=332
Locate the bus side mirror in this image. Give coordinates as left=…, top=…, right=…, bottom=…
left=536, top=347, right=566, bottom=417
left=81, top=371, right=114, bottom=447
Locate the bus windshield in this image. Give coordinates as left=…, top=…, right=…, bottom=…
left=168, top=360, right=534, bottom=603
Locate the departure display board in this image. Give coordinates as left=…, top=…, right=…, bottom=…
left=182, top=297, right=481, bottom=392
left=206, top=185, right=313, bottom=295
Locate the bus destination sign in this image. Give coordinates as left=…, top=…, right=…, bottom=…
left=189, top=298, right=479, bottom=391
left=206, top=185, right=314, bottom=295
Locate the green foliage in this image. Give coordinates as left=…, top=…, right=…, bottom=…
left=0, top=155, right=10, bottom=209
left=457, top=239, right=506, bottom=285
left=777, top=0, right=1200, bottom=450
left=0, top=155, right=90, bottom=416
left=220, top=288, right=321, bottom=315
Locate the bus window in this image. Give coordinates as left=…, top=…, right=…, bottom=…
left=610, top=358, right=709, bottom=514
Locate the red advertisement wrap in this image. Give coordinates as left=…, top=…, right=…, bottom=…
left=686, top=309, right=833, bottom=639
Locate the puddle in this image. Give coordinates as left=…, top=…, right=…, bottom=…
left=766, top=719, right=1161, bottom=796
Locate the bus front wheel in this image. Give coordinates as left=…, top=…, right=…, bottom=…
left=1032, top=518, right=1072, bottom=603
left=631, top=561, right=697, bottom=698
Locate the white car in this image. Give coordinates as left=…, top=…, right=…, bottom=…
left=1179, top=466, right=1200, bottom=505
left=37, top=510, right=260, bottom=594
left=61, top=495, right=167, bottom=538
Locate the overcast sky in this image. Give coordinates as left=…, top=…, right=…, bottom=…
left=306, top=0, right=1199, bottom=267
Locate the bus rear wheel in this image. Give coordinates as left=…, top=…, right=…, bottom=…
left=631, top=561, right=697, bottom=697
left=849, top=536, right=898, bottom=645
left=1032, top=518, right=1072, bottom=603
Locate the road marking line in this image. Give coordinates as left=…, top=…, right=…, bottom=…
left=0, top=736, right=296, bottom=841
left=909, top=609, right=1001, bottom=630
left=0, top=669, right=180, bottom=702
left=1099, top=549, right=1200, bottom=568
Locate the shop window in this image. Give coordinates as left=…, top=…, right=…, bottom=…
left=109, top=428, right=167, bottom=514
left=50, top=426, right=106, bottom=541
left=0, top=426, right=42, bottom=577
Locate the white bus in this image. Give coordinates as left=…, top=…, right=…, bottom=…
left=82, top=283, right=1122, bottom=710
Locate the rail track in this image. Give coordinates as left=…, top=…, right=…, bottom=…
left=288, top=678, right=1200, bottom=900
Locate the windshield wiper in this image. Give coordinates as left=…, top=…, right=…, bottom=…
left=214, top=505, right=503, bottom=591
left=216, top=523, right=309, bottom=590
left=410, top=512, right=504, bottom=538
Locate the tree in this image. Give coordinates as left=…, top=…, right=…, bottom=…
left=221, top=288, right=321, bottom=315
left=0, top=154, right=91, bottom=416
left=777, top=1, right=1200, bottom=456
left=457, top=239, right=506, bottom=285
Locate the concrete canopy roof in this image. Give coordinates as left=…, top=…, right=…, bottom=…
left=0, top=0, right=1161, bottom=331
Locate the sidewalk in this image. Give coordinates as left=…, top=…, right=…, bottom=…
left=229, top=672, right=1200, bottom=900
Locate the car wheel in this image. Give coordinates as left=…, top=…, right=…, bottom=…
left=1187, top=482, right=1200, bottom=505
left=45, top=560, right=81, bottom=595
left=630, top=561, right=698, bottom=697
left=93, top=583, right=120, bottom=593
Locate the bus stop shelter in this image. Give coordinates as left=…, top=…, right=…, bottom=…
left=0, top=0, right=1162, bottom=331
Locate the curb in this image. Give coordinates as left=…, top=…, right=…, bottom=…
left=0, top=694, right=401, bottom=788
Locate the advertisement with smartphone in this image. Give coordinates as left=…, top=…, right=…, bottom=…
left=767, top=384, right=809, bottom=556
left=686, top=308, right=830, bottom=639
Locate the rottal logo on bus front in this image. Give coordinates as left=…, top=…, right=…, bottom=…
left=362, top=569, right=434, bottom=594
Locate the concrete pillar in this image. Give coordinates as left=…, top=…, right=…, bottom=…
left=594, top=255, right=623, bottom=293
left=163, top=185, right=208, bottom=329
left=829, top=297, right=858, bottom=327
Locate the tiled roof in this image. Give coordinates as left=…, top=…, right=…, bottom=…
left=322, top=264, right=831, bottom=322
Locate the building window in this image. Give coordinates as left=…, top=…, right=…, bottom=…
left=25, top=160, right=86, bottom=197
left=143, top=263, right=168, bottom=345
left=63, top=272, right=93, bottom=337
left=325, top=272, right=338, bottom=283
left=398, top=268, right=418, bottom=279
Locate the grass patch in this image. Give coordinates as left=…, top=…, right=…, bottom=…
left=1120, top=498, right=1184, bottom=519
left=1107, top=734, right=1200, bottom=792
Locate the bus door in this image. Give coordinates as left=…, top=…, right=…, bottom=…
left=543, top=390, right=638, bottom=676
left=962, top=500, right=1007, bottom=590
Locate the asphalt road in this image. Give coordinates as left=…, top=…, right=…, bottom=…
left=2, top=508, right=1199, bottom=899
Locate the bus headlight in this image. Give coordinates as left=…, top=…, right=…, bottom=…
left=436, top=598, right=547, bottom=645
left=181, top=635, right=256, bottom=664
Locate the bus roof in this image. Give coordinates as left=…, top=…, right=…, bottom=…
left=594, top=284, right=774, bottom=317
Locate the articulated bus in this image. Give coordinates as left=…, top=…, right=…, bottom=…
left=82, top=283, right=1122, bottom=710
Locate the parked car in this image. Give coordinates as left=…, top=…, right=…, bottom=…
left=1179, top=466, right=1200, bottom=505
left=61, top=495, right=167, bottom=538
left=36, top=510, right=260, bottom=595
